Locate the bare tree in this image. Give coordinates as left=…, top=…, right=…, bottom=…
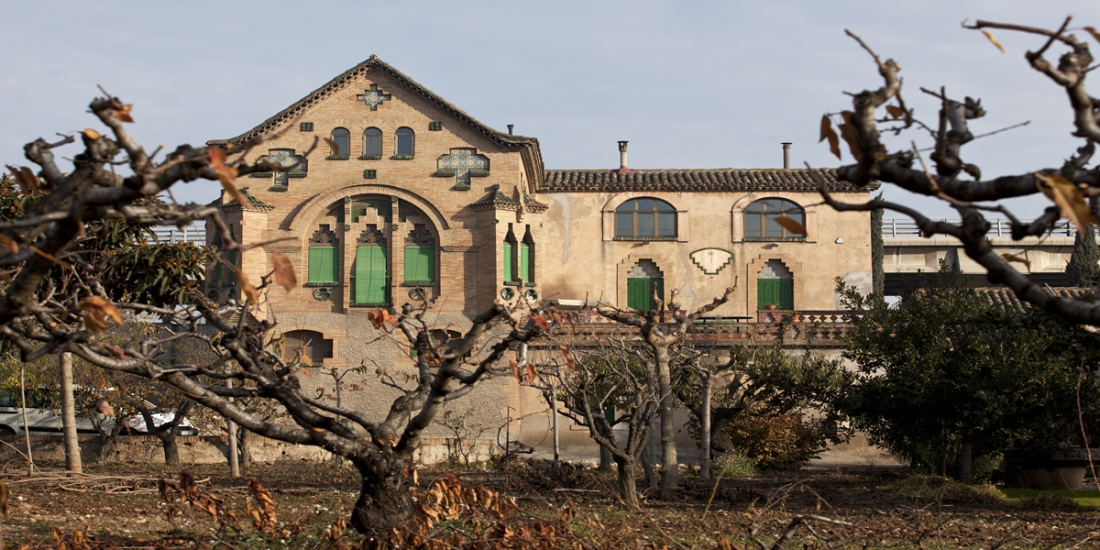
left=539, top=343, right=657, bottom=509
left=595, top=285, right=734, bottom=499
left=820, top=16, right=1100, bottom=323
left=0, top=92, right=553, bottom=534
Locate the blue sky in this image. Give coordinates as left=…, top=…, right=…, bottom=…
left=3, top=1, right=1099, bottom=220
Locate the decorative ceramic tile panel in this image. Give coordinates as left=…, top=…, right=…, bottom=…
left=356, top=84, right=392, bottom=111
left=435, top=148, right=489, bottom=187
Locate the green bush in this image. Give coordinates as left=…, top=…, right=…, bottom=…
left=711, top=451, right=758, bottom=478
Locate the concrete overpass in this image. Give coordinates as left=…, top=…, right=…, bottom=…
left=883, top=218, right=1078, bottom=294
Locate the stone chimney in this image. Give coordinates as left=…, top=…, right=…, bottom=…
left=507, top=124, right=514, bottom=135
left=782, top=142, right=792, bottom=169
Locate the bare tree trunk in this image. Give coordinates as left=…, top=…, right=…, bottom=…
left=598, top=446, right=613, bottom=472
left=227, top=379, right=240, bottom=478
left=960, top=441, right=973, bottom=484
left=59, top=352, right=81, bottom=474
left=655, top=350, right=678, bottom=499
left=350, top=451, right=417, bottom=534
left=550, top=382, right=560, bottom=466
left=615, top=456, right=640, bottom=509
left=239, top=428, right=251, bottom=472
left=19, top=363, right=32, bottom=474
left=642, top=436, right=657, bottom=491
left=699, top=375, right=713, bottom=481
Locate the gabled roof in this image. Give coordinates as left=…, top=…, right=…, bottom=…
left=207, top=55, right=544, bottom=184
left=539, top=168, right=869, bottom=193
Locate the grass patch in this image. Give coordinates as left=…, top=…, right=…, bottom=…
left=890, top=475, right=1004, bottom=505
left=1000, top=488, right=1100, bottom=509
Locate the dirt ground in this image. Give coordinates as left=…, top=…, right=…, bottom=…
left=0, top=459, right=1098, bottom=549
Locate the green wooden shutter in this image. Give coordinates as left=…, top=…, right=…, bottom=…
left=355, top=246, right=388, bottom=304
left=503, top=244, right=513, bottom=282
left=308, top=246, right=338, bottom=284
left=519, top=245, right=530, bottom=283
left=404, top=246, right=434, bottom=283
left=627, top=278, right=653, bottom=311
left=780, top=279, right=794, bottom=310
left=227, top=250, right=238, bottom=285
left=758, top=279, right=792, bottom=309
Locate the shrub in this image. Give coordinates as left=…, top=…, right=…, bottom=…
left=711, top=451, right=758, bottom=478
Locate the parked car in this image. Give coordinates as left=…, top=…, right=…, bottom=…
left=0, top=390, right=197, bottom=436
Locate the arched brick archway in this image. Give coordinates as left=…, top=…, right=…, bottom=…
left=288, top=184, right=450, bottom=237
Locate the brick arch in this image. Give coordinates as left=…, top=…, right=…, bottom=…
left=615, top=254, right=675, bottom=309
left=288, top=184, right=450, bottom=236
left=745, top=254, right=804, bottom=312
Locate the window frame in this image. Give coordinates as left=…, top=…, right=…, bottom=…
left=614, top=198, right=678, bottom=241
left=394, top=127, right=415, bottom=159
left=330, top=128, right=351, bottom=159
left=361, top=127, right=382, bottom=159
left=743, top=198, right=806, bottom=241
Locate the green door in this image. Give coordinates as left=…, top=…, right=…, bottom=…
left=758, top=279, right=793, bottom=310
left=627, top=277, right=664, bottom=311
left=403, top=245, right=435, bottom=283
left=354, top=246, right=388, bottom=304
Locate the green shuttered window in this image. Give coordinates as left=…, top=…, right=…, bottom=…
left=627, top=278, right=664, bottom=311
left=308, top=246, right=338, bottom=284
left=757, top=279, right=793, bottom=310
left=404, top=246, right=434, bottom=283
left=503, top=244, right=514, bottom=282
left=354, top=246, right=388, bottom=304
left=519, top=244, right=531, bottom=283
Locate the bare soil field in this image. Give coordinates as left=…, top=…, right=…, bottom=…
left=0, top=459, right=1097, bottom=549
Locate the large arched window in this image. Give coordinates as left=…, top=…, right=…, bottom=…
left=330, top=128, right=350, bottom=158
left=395, top=127, right=415, bottom=158
left=362, top=127, right=382, bottom=159
left=743, top=199, right=805, bottom=241
left=615, top=198, right=677, bottom=240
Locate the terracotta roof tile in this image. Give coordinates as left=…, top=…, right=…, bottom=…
left=974, top=287, right=1095, bottom=313
left=539, top=168, right=870, bottom=193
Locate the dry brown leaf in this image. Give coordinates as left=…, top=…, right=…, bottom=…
left=6, top=165, right=38, bottom=194
left=299, top=365, right=313, bottom=379
left=323, top=137, right=340, bottom=156
left=29, top=246, right=70, bottom=268
left=838, top=111, right=862, bottom=161
left=526, top=363, right=537, bottom=385
left=0, top=235, right=18, bottom=254
left=774, top=216, right=807, bottom=236
left=981, top=30, right=1005, bottom=53
left=209, top=149, right=249, bottom=207
left=271, top=252, right=297, bottom=291
left=231, top=266, right=259, bottom=304
left=83, top=128, right=101, bottom=140
left=1035, top=172, right=1100, bottom=235
left=885, top=105, right=906, bottom=119
left=819, top=115, right=842, bottom=160
left=80, top=296, right=123, bottom=329
left=1002, top=253, right=1032, bottom=270
left=510, top=357, right=520, bottom=382
left=1085, top=26, right=1100, bottom=44
left=112, top=103, right=134, bottom=123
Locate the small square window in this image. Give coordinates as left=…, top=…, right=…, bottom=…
left=300, top=122, right=314, bottom=132
left=363, top=169, right=377, bottom=180
left=428, top=121, right=443, bottom=131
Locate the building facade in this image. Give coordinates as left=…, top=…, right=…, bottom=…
left=205, top=56, right=874, bottom=456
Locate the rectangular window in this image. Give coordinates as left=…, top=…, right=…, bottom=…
left=745, top=213, right=762, bottom=239
left=397, top=135, right=414, bottom=156
left=404, top=246, right=435, bottom=282
left=503, top=243, right=514, bottom=282
left=658, top=212, right=676, bottom=237
left=308, top=246, right=338, bottom=284
left=226, top=249, right=238, bottom=285
left=365, top=134, right=381, bottom=156
left=637, top=213, right=655, bottom=237
left=615, top=212, right=634, bottom=237
left=519, top=244, right=531, bottom=283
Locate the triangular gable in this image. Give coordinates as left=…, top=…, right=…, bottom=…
left=207, top=55, right=544, bottom=184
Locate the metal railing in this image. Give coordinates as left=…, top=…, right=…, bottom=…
left=149, top=225, right=206, bottom=244
left=880, top=218, right=1087, bottom=238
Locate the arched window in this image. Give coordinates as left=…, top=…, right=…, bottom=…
left=743, top=199, right=805, bottom=241
left=330, top=128, right=350, bottom=158
left=362, top=127, right=382, bottom=159
left=395, top=127, right=415, bottom=158
left=283, top=330, right=333, bottom=367
left=615, top=198, right=676, bottom=240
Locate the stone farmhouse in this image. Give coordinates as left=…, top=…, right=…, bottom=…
left=204, top=56, right=876, bottom=461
